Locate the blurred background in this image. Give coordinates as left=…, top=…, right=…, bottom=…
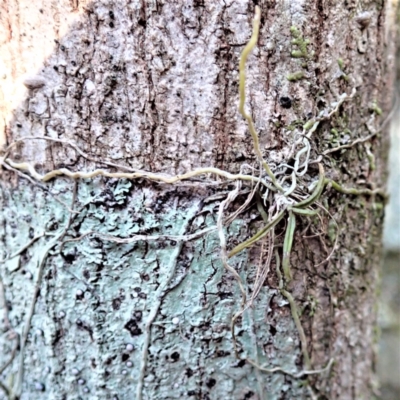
left=379, top=80, right=400, bottom=398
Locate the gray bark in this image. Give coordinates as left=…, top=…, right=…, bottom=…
left=0, top=1, right=397, bottom=399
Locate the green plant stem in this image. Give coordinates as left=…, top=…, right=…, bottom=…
left=238, top=6, right=282, bottom=192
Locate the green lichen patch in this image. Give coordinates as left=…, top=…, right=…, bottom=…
left=290, top=26, right=311, bottom=59
left=337, top=58, right=349, bottom=81
left=286, top=71, right=305, bottom=82
left=370, top=100, right=382, bottom=115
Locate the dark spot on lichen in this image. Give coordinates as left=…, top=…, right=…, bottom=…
left=236, top=359, right=246, bottom=368
left=170, top=351, right=180, bottom=362
left=124, top=319, right=143, bottom=336
left=35, top=382, right=45, bottom=391
left=216, top=350, right=231, bottom=357
left=218, top=292, right=232, bottom=300
left=105, top=357, right=113, bottom=365
left=133, top=310, right=142, bottom=321
left=52, top=329, right=63, bottom=346
left=47, top=221, right=59, bottom=231
left=76, top=291, right=84, bottom=301
left=112, top=298, right=122, bottom=310
left=206, top=378, right=216, bottom=388
left=62, top=247, right=77, bottom=263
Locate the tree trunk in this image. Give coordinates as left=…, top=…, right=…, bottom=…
left=0, top=1, right=397, bottom=399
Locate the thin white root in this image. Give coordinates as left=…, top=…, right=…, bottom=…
left=247, top=357, right=334, bottom=379
left=1, top=157, right=275, bottom=190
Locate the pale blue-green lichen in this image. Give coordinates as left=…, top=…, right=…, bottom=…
left=0, top=178, right=307, bottom=399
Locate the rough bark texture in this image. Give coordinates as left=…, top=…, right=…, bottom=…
left=0, top=1, right=397, bottom=399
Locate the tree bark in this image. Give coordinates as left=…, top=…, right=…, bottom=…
left=0, top=1, right=397, bottom=399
